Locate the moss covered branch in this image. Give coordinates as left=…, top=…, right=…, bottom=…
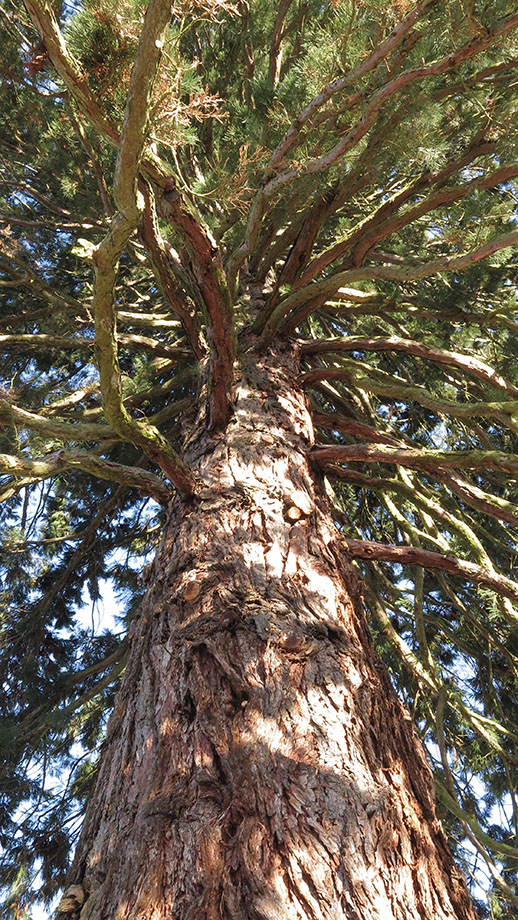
left=0, top=450, right=171, bottom=504
left=89, top=0, right=195, bottom=494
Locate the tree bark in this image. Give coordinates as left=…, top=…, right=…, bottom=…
left=66, top=343, right=476, bottom=920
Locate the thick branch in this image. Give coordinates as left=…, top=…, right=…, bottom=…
left=89, top=0, right=194, bottom=494
left=0, top=450, right=171, bottom=504
left=0, top=396, right=114, bottom=442
left=311, top=443, right=518, bottom=479
left=302, top=336, right=518, bottom=397
left=268, top=229, right=518, bottom=338
left=343, top=538, right=518, bottom=609
left=112, top=1, right=171, bottom=222
left=160, top=191, right=234, bottom=429
left=140, top=183, right=203, bottom=358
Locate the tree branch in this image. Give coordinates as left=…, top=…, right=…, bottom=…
left=297, top=144, right=506, bottom=284
left=89, top=0, right=195, bottom=494
left=268, top=10, right=518, bottom=192
left=302, top=335, right=518, bottom=397
left=0, top=331, right=189, bottom=361
left=241, top=5, right=518, bottom=297
left=0, top=396, right=114, bottom=442
left=22, top=0, right=118, bottom=145
left=258, top=228, right=518, bottom=338
left=311, top=443, right=518, bottom=479
left=0, top=450, right=171, bottom=504
left=268, top=0, right=293, bottom=86
left=343, top=537, right=518, bottom=610
left=436, top=468, right=518, bottom=531
left=159, top=191, right=234, bottom=429
left=312, top=411, right=518, bottom=531
left=269, top=0, right=440, bottom=170
left=302, top=365, right=518, bottom=429
left=140, top=183, right=203, bottom=358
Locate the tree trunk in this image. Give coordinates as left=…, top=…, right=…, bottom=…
left=66, top=343, right=476, bottom=920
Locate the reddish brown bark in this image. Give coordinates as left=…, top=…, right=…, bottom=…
left=67, top=345, right=476, bottom=920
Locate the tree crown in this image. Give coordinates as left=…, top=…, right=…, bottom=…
left=1, top=0, right=518, bottom=915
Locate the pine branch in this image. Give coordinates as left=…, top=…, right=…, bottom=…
left=87, top=0, right=195, bottom=494
left=436, top=469, right=518, bottom=531
left=322, top=454, right=518, bottom=534
left=65, top=102, right=114, bottom=218
left=0, top=332, right=188, bottom=361
left=22, top=0, right=119, bottom=145
left=241, top=6, right=518, bottom=299
left=254, top=226, right=518, bottom=339
left=297, top=144, right=507, bottom=285
left=271, top=9, right=518, bottom=188
left=0, top=248, right=90, bottom=318
left=269, top=0, right=440, bottom=170
left=0, top=214, right=104, bottom=231
left=302, top=366, right=518, bottom=428
left=436, top=782, right=518, bottom=865
left=1, top=179, right=83, bottom=220
left=362, top=574, right=440, bottom=695
left=0, top=396, right=114, bottom=442
left=311, top=410, right=402, bottom=446
left=268, top=0, right=293, bottom=86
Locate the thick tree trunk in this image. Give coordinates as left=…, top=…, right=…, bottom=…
left=66, top=344, right=476, bottom=920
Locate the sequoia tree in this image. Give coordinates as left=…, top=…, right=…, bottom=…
left=2, top=0, right=518, bottom=917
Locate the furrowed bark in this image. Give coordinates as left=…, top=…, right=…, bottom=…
left=66, top=346, right=476, bottom=920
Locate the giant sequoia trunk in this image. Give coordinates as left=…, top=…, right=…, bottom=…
left=66, top=344, right=476, bottom=920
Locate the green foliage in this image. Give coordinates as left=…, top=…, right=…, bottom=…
left=1, top=0, right=518, bottom=915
